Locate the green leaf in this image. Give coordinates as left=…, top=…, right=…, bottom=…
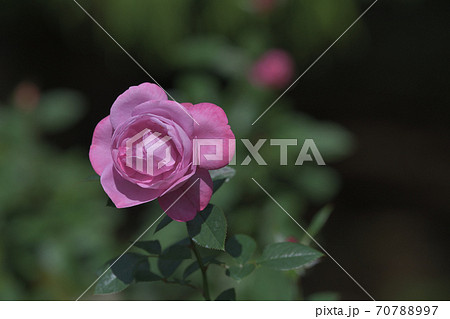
left=302, top=205, right=333, bottom=245
left=182, top=256, right=221, bottom=280
left=226, top=264, right=255, bottom=281
left=187, top=204, right=227, bottom=250
left=134, top=260, right=162, bottom=282
left=182, top=261, right=200, bottom=280
left=157, top=239, right=192, bottom=278
left=257, top=242, right=323, bottom=271
left=157, top=259, right=184, bottom=278
left=94, top=268, right=129, bottom=295
left=109, top=253, right=147, bottom=284
left=161, top=239, right=192, bottom=259
left=225, top=234, right=256, bottom=264
left=210, top=166, right=236, bottom=193
left=94, top=252, right=148, bottom=294
left=210, top=166, right=236, bottom=181
left=215, top=288, right=236, bottom=301
left=154, top=214, right=173, bottom=233
left=134, top=240, right=161, bottom=255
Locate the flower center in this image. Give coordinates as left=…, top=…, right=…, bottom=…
left=111, top=115, right=176, bottom=179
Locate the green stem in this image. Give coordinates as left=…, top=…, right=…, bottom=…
left=190, top=239, right=211, bottom=301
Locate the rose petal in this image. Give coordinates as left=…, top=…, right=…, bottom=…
left=132, top=100, right=194, bottom=138
left=89, top=116, right=113, bottom=175
left=101, top=164, right=163, bottom=208
left=186, top=103, right=235, bottom=170
left=158, top=168, right=213, bottom=222
left=110, top=83, right=167, bottom=129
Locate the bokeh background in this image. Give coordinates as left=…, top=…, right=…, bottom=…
left=1, top=0, right=449, bottom=300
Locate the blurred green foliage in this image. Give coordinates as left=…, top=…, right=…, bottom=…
left=0, top=0, right=363, bottom=300
left=0, top=89, right=123, bottom=299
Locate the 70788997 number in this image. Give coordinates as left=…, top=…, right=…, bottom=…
left=376, top=306, right=438, bottom=316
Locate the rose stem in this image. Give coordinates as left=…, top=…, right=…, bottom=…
left=190, top=238, right=211, bottom=301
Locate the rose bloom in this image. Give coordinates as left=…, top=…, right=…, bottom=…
left=249, top=49, right=294, bottom=89
left=89, top=83, right=234, bottom=222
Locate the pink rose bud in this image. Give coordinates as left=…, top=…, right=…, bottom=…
left=286, top=236, right=298, bottom=243
left=13, top=81, right=40, bottom=111
left=89, top=83, right=235, bottom=222
left=250, top=49, right=294, bottom=89
left=251, top=0, right=277, bottom=14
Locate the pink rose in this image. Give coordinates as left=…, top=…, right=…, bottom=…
left=251, top=0, right=278, bottom=14
left=89, top=83, right=235, bottom=222
left=249, top=49, right=294, bottom=89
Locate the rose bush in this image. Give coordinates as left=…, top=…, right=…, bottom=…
left=89, top=83, right=234, bottom=222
